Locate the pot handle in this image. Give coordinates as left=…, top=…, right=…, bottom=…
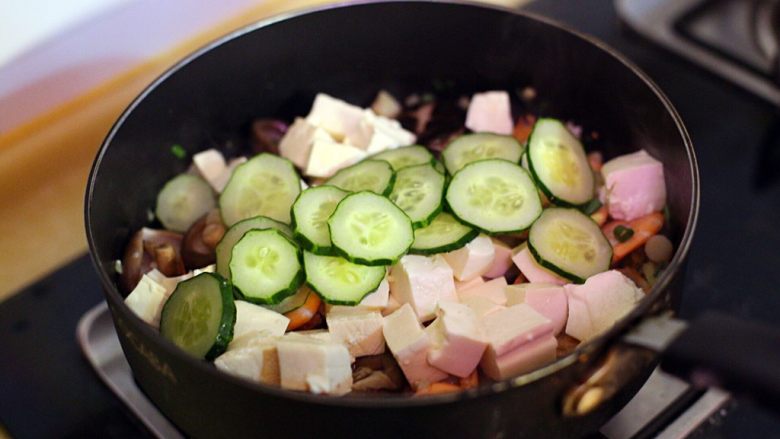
left=657, top=311, right=780, bottom=409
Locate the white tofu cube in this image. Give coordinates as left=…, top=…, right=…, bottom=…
left=211, top=157, right=247, bottom=193
left=465, top=91, right=514, bottom=135
left=457, top=277, right=508, bottom=305
left=444, top=234, right=495, bottom=282
left=482, top=303, right=554, bottom=358
left=461, top=296, right=505, bottom=319
left=304, top=138, right=367, bottom=178
left=506, top=283, right=568, bottom=336
left=124, top=274, right=168, bottom=328
left=382, top=292, right=402, bottom=317
left=389, top=255, right=457, bottom=321
left=480, top=334, right=557, bottom=380
left=276, top=333, right=353, bottom=395
left=483, top=238, right=514, bottom=279
left=305, top=93, right=365, bottom=141
left=425, top=301, right=487, bottom=377
left=214, top=335, right=280, bottom=385
left=326, top=309, right=385, bottom=358
left=454, top=276, right=485, bottom=293
left=279, top=117, right=334, bottom=169
left=145, top=269, right=193, bottom=297
left=383, top=304, right=448, bottom=389
left=364, top=113, right=417, bottom=154
left=565, top=270, right=644, bottom=341
left=327, top=278, right=390, bottom=314
left=511, top=246, right=567, bottom=285
left=193, top=149, right=227, bottom=192
left=234, top=301, right=290, bottom=339
left=601, top=149, right=666, bottom=221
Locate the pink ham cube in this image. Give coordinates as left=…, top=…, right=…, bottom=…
left=483, top=238, right=514, bottom=279
left=465, top=91, right=514, bottom=135
left=511, top=247, right=567, bottom=285
left=426, top=301, right=488, bottom=377
left=601, top=149, right=666, bottom=221
left=480, top=334, right=557, bottom=380
left=457, top=277, right=508, bottom=305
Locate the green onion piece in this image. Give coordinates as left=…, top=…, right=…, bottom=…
left=171, top=144, right=187, bottom=159
left=581, top=199, right=602, bottom=215
left=614, top=225, right=634, bottom=242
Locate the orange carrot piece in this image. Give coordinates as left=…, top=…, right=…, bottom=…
left=415, top=382, right=461, bottom=396
left=459, top=371, right=479, bottom=389
left=603, top=212, right=664, bottom=264
left=512, top=115, right=536, bottom=143
left=284, top=288, right=322, bottom=331
left=587, top=151, right=603, bottom=172
left=590, top=205, right=609, bottom=226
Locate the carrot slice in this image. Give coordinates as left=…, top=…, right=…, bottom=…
left=459, top=371, right=479, bottom=389
left=415, top=382, right=461, bottom=396
left=590, top=205, right=609, bottom=226
left=603, top=212, right=664, bottom=264
left=512, top=115, right=536, bottom=143
left=284, top=290, right=322, bottom=331
left=587, top=151, right=603, bottom=172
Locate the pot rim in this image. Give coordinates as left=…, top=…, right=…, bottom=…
left=84, top=0, right=700, bottom=408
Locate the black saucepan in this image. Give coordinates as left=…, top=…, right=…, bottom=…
left=85, top=1, right=709, bottom=437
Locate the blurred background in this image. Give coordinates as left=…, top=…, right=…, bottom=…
left=1, top=0, right=779, bottom=437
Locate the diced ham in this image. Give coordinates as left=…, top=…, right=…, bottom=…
left=457, top=277, right=508, bottom=305
left=600, top=149, right=666, bottom=221
left=383, top=304, right=448, bottom=389
left=480, top=334, right=557, bottom=380
left=454, top=276, right=485, bottom=293
left=426, top=301, right=487, bottom=377
left=389, top=255, right=457, bottom=322
left=523, top=285, right=568, bottom=336
left=465, top=91, right=514, bottom=135
left=483, top=238, right=514, bottom=279
left=481, top=303, right=554, bottom=357
left=461, top=296, right=505, bottom=319
left=511, top=247, right=567, bottom=285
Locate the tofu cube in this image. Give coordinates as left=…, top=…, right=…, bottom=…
left=389, top=255, right=457, bottom=321
left=234, top=301, right=290, bottom=339
left=276, top=333, right=353, bottom=395
left=363, top=113, right=417, bottom=154
left=480, top=334, right=557, bottom=380
left=565, top=270, right=645, bottom=341
left=482, top=303, right=554, bottom=358
left=305, top=93, right=364, bottom=141
left=443, top=234, right=496, bottom=282
left=425, top=301, right=488, bottom=377
left=326, top=278, right=390, bottom=313
left=304, top=138, right=367, bottom=178
left=214, top=334, right=280, bottom=385
left=279, top=117, right=334, bottom=169
left=211, top=157, right=247, bottom=193
left=326, top=309, right=385, bottom=358
left=465, top=91, right=514, bottom=135
left=461, top=296, right=505, bottom=319
left=457, top=277, right=508, bottom=305
left=601, top=149, right=666, bottom=221
left=511, top=247, right=567, bottom=285
left=483, top=238, right=514, bottom=279
left=145, top=269, right=192, bottom=297
left=192, top=149, right=227, bottom=192
left=506, top=284, right=568, bottom=335
left=383, top=304, right=448, bottom=388
left=382, top=292, right=402, bottom=317
left=124, top=274, right=168, bottom=328
left=454, top=276, right=485, bottom=293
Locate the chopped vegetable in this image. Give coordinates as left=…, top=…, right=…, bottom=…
left=285, top=289, right=322, bottom=331
left=603, top=212, right=665, bottom=264
left=613, top=225, right=634, bottom=243
left=170, top=144, right=187, bottom=159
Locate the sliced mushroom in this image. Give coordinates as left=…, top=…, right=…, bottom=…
left=120, top=228, right=186, bottom=294
left=250, top=119, right=288, bottom=155
left=182, top=209, right=225, bottom=269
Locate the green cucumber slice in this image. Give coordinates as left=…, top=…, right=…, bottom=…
left=155, top=174, right=216, bottom=232
left=229, top=229, right=304, bottom=304
left=291, top=185, right=349, bottom=255
left=303, top=251, right=385, bottom=305
left=326, top=159, right=395, bottom=195
left=409, top=212, right=479, bottom=254
left=388, top=162, right=445, bottom=228
left=328, top=191, right=414, bottom=266
left=371, top=145, right=434, bottom=171
left=160, top=272, right=235, bottom=360
left=215, top=216, right=292, bottom=278
left=527, top=118, right=594, bottom=206
left=442, top=133, right=524, bottom=174
left=445, top=159, right=542, bottom=234
left=219, top=153, right=301, bottom=226
left=263, top=285, right=314, bottom=314
left=527, top=207, right=612, bottom=283
left=433, top=159, right=446, bottom=174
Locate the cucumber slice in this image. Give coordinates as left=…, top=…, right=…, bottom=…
left=263, top=284, right=314, bottom=314
left=410, top=212, right=479, bottom=254
left=160, top=272, right=235, bottom=360
left=326, top=159, right=395, bottom=195
left=371, top=145, right=434, bottom=171
left=303, top=251, right=385, bottom=305
left=527, top=207, right=612, bottom=283
left=388, top=163, right=445, bottom=228
left=215, top=216, right=292, bottom=278
left=433, top=159, right=446, bottom=175
left=155, top=174, right=216, bottom=232
left=442, top=133, right=524, bottom=174
left=229, top=229, right=304, bottom=304
left=446, top=159, right=542, bottom=234
left=291, top=185, right=349, bottom=254
left=328, top=192, right=414, bottom=266
left=219, top=153, right=301, bottom=226
left=527, top=118, right=594, bottom=206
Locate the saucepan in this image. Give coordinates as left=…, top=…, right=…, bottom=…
left=84, top=1, right=779, bottom=437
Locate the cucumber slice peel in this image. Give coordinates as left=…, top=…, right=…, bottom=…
left=326, top=159, right=395, bottom=196
left=263, top=284, right=314, bottom=314
left=527, top=207, right=612, bottom=283
left=215, top=216, right=292, bottom=278
left=410, top=212, right=479, bottom=254
left=371, top=145, right=434, bottom=171
left=291, top=185, right=349, bottom=255
left=388, top=162, right=445, bottom=228
left=442, top=133, right=524, bottom=174
left=160, top=272, right=235, bottom=360
left=229, top=229, right=304, bottom=304
left=303, top=251, right=385, bottom=305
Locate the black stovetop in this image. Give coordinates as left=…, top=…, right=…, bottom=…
left=2, top=0, right=780, bottom=437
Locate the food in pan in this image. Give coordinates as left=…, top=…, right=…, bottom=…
left=119, top=89, right=673, bottom=396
